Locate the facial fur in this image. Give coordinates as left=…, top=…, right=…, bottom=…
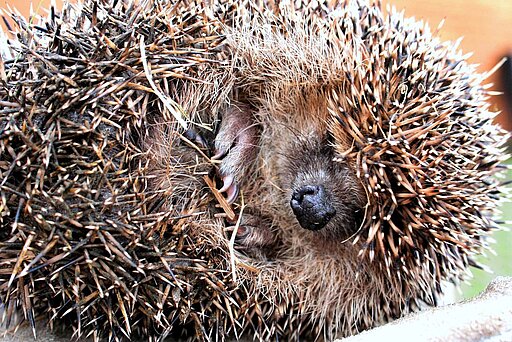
left=284, top=137, right=365, bottom=238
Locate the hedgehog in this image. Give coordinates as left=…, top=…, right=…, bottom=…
left=0, top=0, right=508, bottom=341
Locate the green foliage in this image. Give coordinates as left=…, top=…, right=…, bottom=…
left=462, top=166, right=512, bottom=299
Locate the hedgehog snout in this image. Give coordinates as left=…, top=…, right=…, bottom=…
left=290, top=184, right=336, bottom=231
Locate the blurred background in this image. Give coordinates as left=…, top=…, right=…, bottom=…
left=1, top=0, right=511, bottom=300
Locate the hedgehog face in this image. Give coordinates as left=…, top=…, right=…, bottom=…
left=286, top=138, right=365, bottom=237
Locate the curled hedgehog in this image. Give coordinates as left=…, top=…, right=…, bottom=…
left=0, top=0, right=508, bottom=341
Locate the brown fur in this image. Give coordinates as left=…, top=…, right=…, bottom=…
left=0, top=0, right=507, bottom=341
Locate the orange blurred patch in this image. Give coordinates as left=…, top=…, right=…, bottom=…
left=2, top=0, right=511, bottom=129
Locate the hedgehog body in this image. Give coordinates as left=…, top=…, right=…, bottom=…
left=0, top=0, right=508, bottom=341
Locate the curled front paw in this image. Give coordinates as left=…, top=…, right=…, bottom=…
left=229, top=211, right=279, bottom=259
left=212, top=103, right=258, bottom=203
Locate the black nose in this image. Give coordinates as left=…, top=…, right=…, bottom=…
left=290, top=185, right=336, bottom=231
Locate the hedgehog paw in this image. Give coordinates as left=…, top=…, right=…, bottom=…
left=212, top=103, right=258, bottom=203
left=231, top=213, right=277, bottom=258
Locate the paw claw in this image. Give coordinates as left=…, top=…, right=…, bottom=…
left=218, top=175, right=239, bottom=204
left=218, top=175, right=234, bottom=193
left=225, top=182, right=239, bottom=204
left=213, top=104, right=258, bottom=204
left=211, top=149, right=227, bottom=161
